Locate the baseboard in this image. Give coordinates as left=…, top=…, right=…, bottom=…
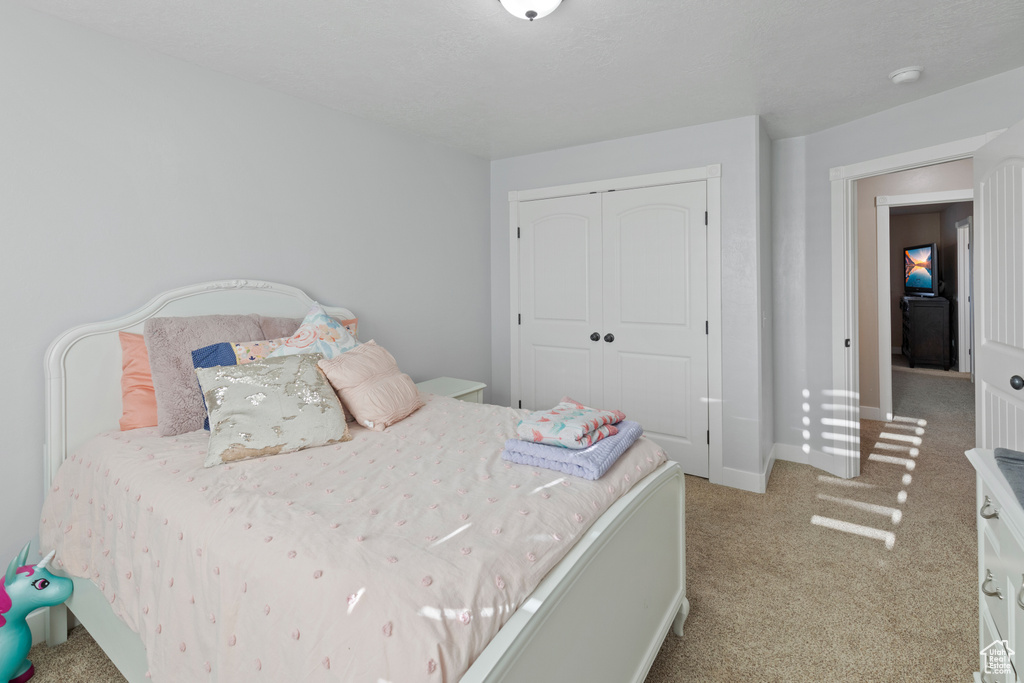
left=28, top=607, right=45, bottom=645
left=774, top=442, right=809, bottom=465
left=720, top=448, right=776, bottom=494
left=774, top=442, right=847, bottom=478
left=860, top=405, right=884, bottom=421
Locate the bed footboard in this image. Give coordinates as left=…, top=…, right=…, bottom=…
left=461, top=461, right=686, bottom=683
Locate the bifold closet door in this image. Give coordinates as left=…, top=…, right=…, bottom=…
left=603, top=183, right=709, bottom=476
left=517, top=182, right=709, bottom=476
left=518, top=193, right=605, bottom=409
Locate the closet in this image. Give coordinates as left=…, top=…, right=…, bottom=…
left=512, top=178, right=711, bottom=477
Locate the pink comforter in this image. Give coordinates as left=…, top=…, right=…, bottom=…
left=40, top=394, right=666, bottom=682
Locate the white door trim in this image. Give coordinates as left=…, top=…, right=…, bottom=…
left=956, top=218, right=973, bottom=374
left=874, top=189, right=973, bottom=420
left=509, top=165, right=724, bottom=485
left=829, top=132, right=1000, bottom=478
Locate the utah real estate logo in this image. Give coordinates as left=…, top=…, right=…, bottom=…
left=981, top=639, right=1014, bottom=676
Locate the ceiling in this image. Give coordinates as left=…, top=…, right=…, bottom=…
left=17, top=0, right=1024, bottom=159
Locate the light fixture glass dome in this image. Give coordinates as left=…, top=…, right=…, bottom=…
left=499, top=0, right=562, bottom=21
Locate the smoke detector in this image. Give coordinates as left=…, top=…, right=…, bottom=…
left=889, top=67, right=923, bottom=84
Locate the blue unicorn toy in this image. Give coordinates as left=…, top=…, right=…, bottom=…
left=0, top=543, right=73, bottom=683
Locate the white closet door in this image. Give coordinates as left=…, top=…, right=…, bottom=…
left=603, top=183, right=709, bottom=476
left=974, top=118, right=1024, bottom=449
left=518, top=194, right=604, bottom=409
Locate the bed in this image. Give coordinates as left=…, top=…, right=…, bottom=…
left=39, top=279, right=687, bottom=682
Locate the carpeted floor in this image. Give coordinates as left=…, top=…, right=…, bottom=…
left=27, top=370, right=976, bottom=682
left=646, top=369, right=976, bottom=682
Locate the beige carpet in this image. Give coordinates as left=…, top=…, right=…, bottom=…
left=28, top=371, right=976, bottom=682
left=647, top=369, right=976, bottom=682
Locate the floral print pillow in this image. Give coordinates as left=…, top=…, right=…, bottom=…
left=266, top=303, right=359, bottom=360
left=232, top=338, right=285, bottom=363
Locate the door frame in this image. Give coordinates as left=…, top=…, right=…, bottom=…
left=874, top=189, right=973, bottom=421
left=829, top=132, right=1001, bottom=478
left=509, top=165, right=724, bottom=485
left=956, top=217, right=973, bottom=375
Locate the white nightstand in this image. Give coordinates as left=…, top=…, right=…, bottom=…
left=415, top=377, right=487, bottom=403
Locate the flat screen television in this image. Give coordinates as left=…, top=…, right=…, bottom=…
left=904, top=243, right=938, bottom=296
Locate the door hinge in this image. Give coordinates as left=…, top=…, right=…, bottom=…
left=707, top=430, right=710, bottom=445
left=705, top=320, right=709, bottom=335
left=845, top=338, right=851, bottom=348
left=518, top=314, right=521, bottom=325
left=705, top=211, right=708, bottom=226
left=518, top=400, right=522, bottom=409
left=517, top=227, right=520, bottom=238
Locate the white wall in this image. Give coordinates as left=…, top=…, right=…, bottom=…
left=491, top=115, right=771, bottom=490
left=773, top=66, right=1024, bottom=459
left=757, top=118, right=775, bottom=477
left=0, top=4, right=491, bottom=564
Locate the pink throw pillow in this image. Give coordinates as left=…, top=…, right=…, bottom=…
left=118, top=332, right=158, bottom=430
left=317, top=341, right=423, bottom=431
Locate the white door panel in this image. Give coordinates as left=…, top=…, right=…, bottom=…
left=603, top=183, right=709, bottom=475
left=531, top=345, right=596, bottom=409
left=518, top=181, right=710, bottom=476
left=975, top=118, right=1024, bottom=450
left=519, top=194, right=603, bottom=410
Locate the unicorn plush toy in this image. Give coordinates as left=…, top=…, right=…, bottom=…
left=0, top=543, right=73, bottom=683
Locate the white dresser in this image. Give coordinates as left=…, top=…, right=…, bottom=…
left=968, top=448, right=1024, bottom=682
left=415, top=377, right=487, bottom=403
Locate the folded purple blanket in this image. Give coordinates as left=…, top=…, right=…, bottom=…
left=501, top=421, right=643, bottom=480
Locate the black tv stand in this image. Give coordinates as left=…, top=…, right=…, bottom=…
left=900, top=296, right=950, bottom=370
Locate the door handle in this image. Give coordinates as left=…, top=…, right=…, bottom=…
left=1012, top=375, right=1024, bottom=391
left=604, top=333, right=615, bottom=343
left=982, top=569, right=1003, bottom=599
left=590, top=332, right=600, bottom=342
left=980, top=495, right=1000, bottom=520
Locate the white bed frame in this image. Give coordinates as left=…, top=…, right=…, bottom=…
left=42, top=279, right=688, bottom=683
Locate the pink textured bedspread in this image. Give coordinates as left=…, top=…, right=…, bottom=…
left=40, top=395, right=666, bottom=682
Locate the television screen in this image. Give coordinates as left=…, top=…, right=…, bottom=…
left=904, top=243, right=937, bottom=296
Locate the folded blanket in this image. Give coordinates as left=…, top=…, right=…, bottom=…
left=516, top=397, right=626, bottom=449
left=502, top=421, right=643, bottom=480
left=995, top=447, right=1024, bottom=509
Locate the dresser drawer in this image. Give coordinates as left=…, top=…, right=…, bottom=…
left=972, top=450, right=1024, bottom=682
left=982, top=526, right=1010, bottom=643
left=980, top=607, right=1015, bottom=682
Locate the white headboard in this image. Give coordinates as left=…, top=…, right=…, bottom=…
left=43, top=279, right=356, bottom=489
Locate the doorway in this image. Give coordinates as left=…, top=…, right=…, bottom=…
left=873, top=190, right=973, bottom=421
left=828, top=132, right=999, bottom=478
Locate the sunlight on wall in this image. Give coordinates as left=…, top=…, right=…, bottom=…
left=817, top=388, right=861, bottom=459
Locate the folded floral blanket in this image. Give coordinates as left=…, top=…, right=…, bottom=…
left=516, top=397, right=626, bottom=449
left=502, top=421, right=644, bottom=480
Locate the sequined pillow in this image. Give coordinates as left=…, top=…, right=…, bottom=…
left=266, top=303, right=359, bottom=360
left=195, top=354, right=351, bottom=467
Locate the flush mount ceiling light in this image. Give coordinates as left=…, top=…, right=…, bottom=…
left=499, top=0, right=562, bottom=21
left=889, top=66, right=923, bottom=84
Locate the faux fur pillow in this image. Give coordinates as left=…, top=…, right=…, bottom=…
left=144, top=314, right=264, bottom=436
